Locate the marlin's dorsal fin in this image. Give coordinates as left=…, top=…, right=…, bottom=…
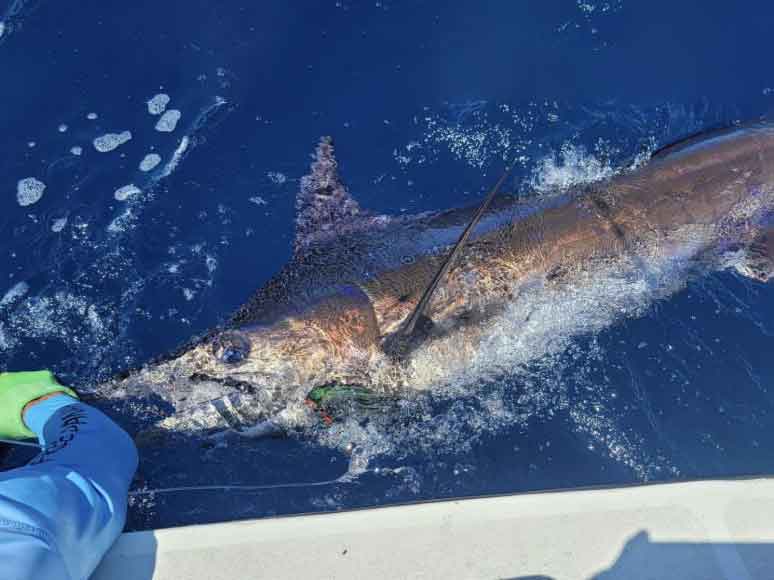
left=384, top=163, right=514, bottom=357
left=294, top=137, right=362, bottom=255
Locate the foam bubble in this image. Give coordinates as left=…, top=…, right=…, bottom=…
left=139, top=153, right=162, bottom=172
left=0, top=281, right=29, bottom=308
left=70, top=146, right=82, bottom=156
left=0, top=22, right=5, bottom=39
left=114, top=184, right=141, bottom=201
left=51, top=217, right=67, bottom=232
left=267, top=171, right=287, bottom=185
left=2, top=292, right=112, bottom=356
left=107, top=207, right=135, bottom=232
left=16, top=177, right=45, bottom=206
left=147, top=93, right=170, bottom=115
left=87, top=112, right=98, bottom=120
left=0, top=323, right=12, bottom=352
left=205, top=255, right=217, bottom=273
left=155, top=109, right=181, bottom=132
left=58, top=124, right=68, bottom=133
left=93, top=131, right=132, bottom=153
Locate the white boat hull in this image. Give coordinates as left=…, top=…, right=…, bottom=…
left=93, top=478, right=774, bottom=579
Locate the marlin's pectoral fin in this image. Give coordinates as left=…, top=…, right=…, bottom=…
left=735, top=231, right=774, bottom=282
left=383, top=162, right=515, bottom=359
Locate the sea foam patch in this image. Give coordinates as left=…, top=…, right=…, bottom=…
left=159, top=136, right=190, bottom=177
left=94, top=131, right=132, bottom=153
left=107, top=207, right=135, bottom=233
left=114, top=184, right=141, bottom=201
left=155, top=110, right=181, bottom=132
left=16, top=177, right=46, bottom=206
left=139, top=153, right=162, bottom=172
left=51, top=217, right=67, bottom=232
left=0, top=281, right=29, bottom=308
left=147, top=93, right=170, bottom=115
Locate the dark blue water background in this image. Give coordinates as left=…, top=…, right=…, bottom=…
left=3, top=1, right=774, bottom=530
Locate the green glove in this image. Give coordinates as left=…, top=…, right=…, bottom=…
left=0, top=371, right=78, bottom=440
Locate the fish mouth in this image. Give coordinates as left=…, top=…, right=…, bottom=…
left=133, top=373, right=279, bottom=445
left=185, top=373, right=399, bottom=430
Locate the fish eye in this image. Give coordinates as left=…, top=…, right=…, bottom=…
left=211, top=332, right=251, bottom=365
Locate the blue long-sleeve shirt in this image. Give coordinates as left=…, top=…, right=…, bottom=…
left=0, top=395, right=138, bottom=580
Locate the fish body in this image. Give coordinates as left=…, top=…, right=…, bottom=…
left=110, top=125, right=774, bottom=438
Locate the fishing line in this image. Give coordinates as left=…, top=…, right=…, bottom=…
left=129, top=476, right=348, bottom=497
left=128, top=466, right=406, bottom=497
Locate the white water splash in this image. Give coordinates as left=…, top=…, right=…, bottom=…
left=529, top=143, right=617, bottom=193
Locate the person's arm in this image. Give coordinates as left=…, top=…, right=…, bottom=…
left=0, top=372, right=138, bottom=580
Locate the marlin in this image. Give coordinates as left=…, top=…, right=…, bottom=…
left=105, top=123, right=774, bottom=440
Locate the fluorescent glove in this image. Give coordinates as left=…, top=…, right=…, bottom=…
left=0, top=371, right=78, bottom=440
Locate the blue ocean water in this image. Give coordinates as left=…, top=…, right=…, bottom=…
left=3, top=1, right=774, bottom=531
